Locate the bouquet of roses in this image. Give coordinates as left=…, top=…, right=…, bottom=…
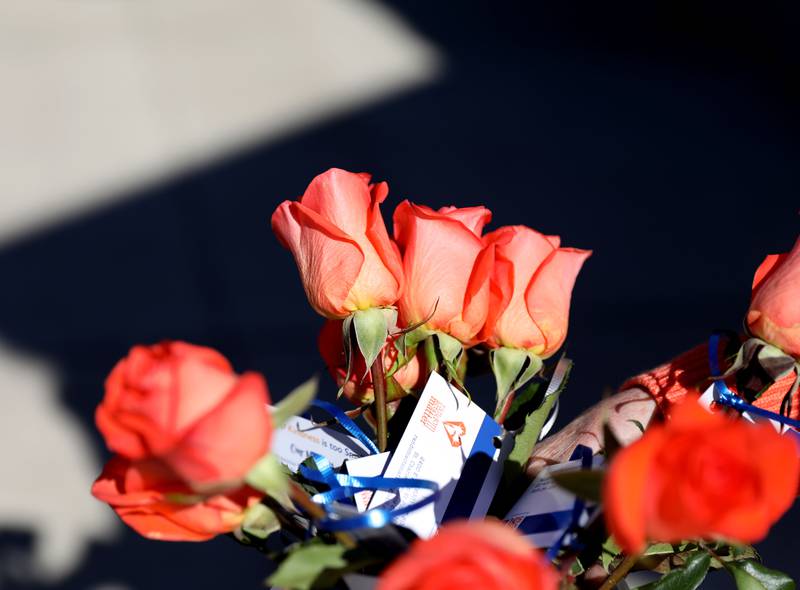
left=91, top=169, right=800, bottom=590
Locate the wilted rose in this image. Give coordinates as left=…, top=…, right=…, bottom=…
left=747, top=236, right=800, bottom=358
left=318, top=319, right=425, bottom=405
left=377, top=519, right=558, bottom=590
left=480, top=225, right=590, bottom=356
left=604, top=401, right=799, bottom=554
left=92, top=455, right=260, bottom=541
left=393, top=201, right=494, bottom=345
left=95, top=341, right=272, bottom=492
left=271, top=168, right=404, bottom=318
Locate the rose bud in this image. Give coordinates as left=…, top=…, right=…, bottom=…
left=604, top=401, right=800, bottom=554
left=318, top=319, right=426, bottom=406
left=271, top=168, right=404, bottom=319
left=747, top=236, right=800, bottom=358
left=393, top=201, right=494, bottom=346
left=480, top=225, right=591, bottom=357
left=377, top=519, right=558, bottom=590
left=95, top=341, right=272, bottom=492
left=92, top=455, right=261, bottom=541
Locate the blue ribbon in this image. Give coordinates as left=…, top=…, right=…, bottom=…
left=708, top=333, right=800, bottom=431
left=298, top=453, right=439, bottom=532
left=310, top=400, right=380, bottom=455
left=545, top=444, right=594, bottom=560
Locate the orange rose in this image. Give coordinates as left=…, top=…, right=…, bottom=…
left=95, top=341, right=272, bottom=492
left=92, top=455, right=260, bottom=541
left=604, top=401, right=799, bottom=554
left=480, top=225, right=591, bottom=356
left=271, top=168, right=404, bottom=318
left=318, top=319, right=426, bottom=405
left=747, top=236, right=800, bottom=358
left=393, top=201, right=494, bottom=345
left=377, top=519, right=558, bottom=590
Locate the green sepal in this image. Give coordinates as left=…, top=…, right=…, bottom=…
left=601, top=537, right=623, bottom=571
left=272, top=375, right=318, bottom=428
left=245, top=454, right=290, bottom=505
left=551, top=469, right=604, bottom=503
left=726, top=560, right=795, bottom=590
left=490, top=347, right=544, bottom=419
left=267, top=539, right=348, bottom=590
left=639, top=552, right=710, bottom=590
left=353, top=308, right=393, bottom=377
left=436, top=332, right=463, bottom=363
left=236, top=503, right=280, bottom=541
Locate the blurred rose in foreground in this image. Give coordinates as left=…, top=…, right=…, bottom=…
left=92, top=455, right=260, bottom=541
left=272, top=168, right=404, bottom=318
left=604, top=401, right=799, bottom=553
left=748, top=236, right=800, bottom=358
left=95, top=341, right=272, bottom=492
left=377, top=519, right=558, bottom=590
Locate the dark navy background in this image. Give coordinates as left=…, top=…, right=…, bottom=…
left=1, top=2, right=797, bottom=587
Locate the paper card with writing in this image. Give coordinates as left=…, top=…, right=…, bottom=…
left=368, top=371, right=504, bottom=539
left=504, top=454, right=603, bottom=548
left=271, top=414, right=373, bottom=473
left=345, top=451, right=391, bottom=512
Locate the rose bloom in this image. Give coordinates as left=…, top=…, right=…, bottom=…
left=747, top=236, right=800, bottom=358
left=377, top=519, right=558, bottom=590
left=92, top=455, right=261, bottom=541
left=393, top=201, right=494, bottom=345
left=95, top=341, right=272, bottom=492
left=318, top=319, right=425, bottom=405
left=480, top=225, right=591, bottom=356
left=604, top=401, right=800, bottom=554
left=271, top=168, right=404, bottom=318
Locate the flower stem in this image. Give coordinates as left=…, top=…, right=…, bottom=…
left=599, top=553, right=639, bottom=590
left=371, top=351, right=388, bottom=452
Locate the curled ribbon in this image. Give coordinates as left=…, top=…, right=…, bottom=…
left=299, top=453, right=439, bottom=532
left=708, top=333, right=800, bottom=431
left=299, top=401, right=439, bottom=531
left=310, top=400, right=380, bottom=455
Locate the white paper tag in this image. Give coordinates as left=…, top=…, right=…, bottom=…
left=345, top=451, right=391, bottom=512
left=368, top=372, right=504, bottom=539
left=504, top=454, right=603, bottom=548
left=270, top=413, right=373, bottom=472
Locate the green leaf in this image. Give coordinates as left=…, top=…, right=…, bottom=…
left=644, top=543, right=677, bottom=556
left=267, top=540, right=347, bottom=590
left=639, top=552, right=710, bottom=590
left=239, top=503, right=280, bottom=540
left=551, top=469, right=604, bottom=503
left=502, top=370, right=565, bottom=485
left=245, top=453, right=289, bottom=500
left=353, top=308, right=389, bottom=374
left=727, top=560, right=795, bottom=590
left=272, top=375, right=318, bottom=428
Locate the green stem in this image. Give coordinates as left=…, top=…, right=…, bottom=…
left=599, top=553, right=639, bottom=590
left=370, top=351, right=388, bottom=452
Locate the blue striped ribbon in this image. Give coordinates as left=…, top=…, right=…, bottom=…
left=708, top=333, right=800, bottom=430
